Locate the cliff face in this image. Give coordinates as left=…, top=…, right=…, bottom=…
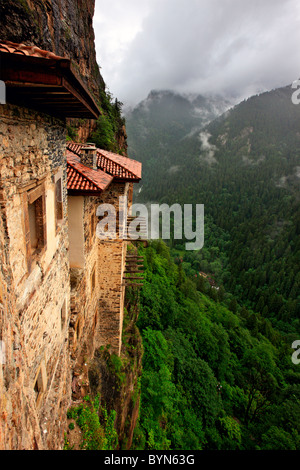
left=88, top=321, right=143, bottom=450
left=0, top=0, right=127, bottom=151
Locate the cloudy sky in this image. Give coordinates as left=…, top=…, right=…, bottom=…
left=94, top=0, right=300, bottom=107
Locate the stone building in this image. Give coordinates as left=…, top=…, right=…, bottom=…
left=66, top=142, right=142, bottom=385
left=0, top=40, right=142, bottom=449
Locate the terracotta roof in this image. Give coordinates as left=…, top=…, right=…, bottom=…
left=0, top=41, right=64, bottom=59
left=67, top=142, right=84, bottom=156
left=0, top=40, right=100, bottom=119
left=97, top=149, right=142, bottom=181
left=67, top=151, right=113, bottom=193
left=67, top=142, right=142, bottom=181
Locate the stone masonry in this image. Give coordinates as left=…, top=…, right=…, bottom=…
left=0, top=103, right=71, bottom=450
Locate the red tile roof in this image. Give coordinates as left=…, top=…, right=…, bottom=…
left=67, top=142, right=142, bottom=181
left=67, top=151, right=113, bottom=193
left=0, top=40, right=100, bottom=119
left=0, top=41, right=64, bottom=59
left=97, top=149, right=142, bottom=181
left=67, top=142, right=84, bottom=156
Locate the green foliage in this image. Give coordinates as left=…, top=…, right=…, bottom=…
left=75, top=395, right=105, bottom=450
left=100, top=405, right=119, bottom=450
left=91, top=115, right=116, bottom=150
left=126, top=86, right=300, bottom=450
left=66, top=395, right=118, bottom=450
left=132, top=241, right=300, bottom=450
left=218, top=416, right=242, bottom=449
left=91, top=89, right=125, bottom=152
left=127, top=85, right=300, bottom=334
left=260, top=426, right=298, bottom=450
left=106, top=353, right=127, bottom=389
left=66, top=124, right=78, bottom=141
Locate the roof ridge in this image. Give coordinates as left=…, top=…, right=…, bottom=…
left=97, top=155, right=135, bottom=179
left=96, top=149, right=137, bottom=179
left=98, top=148, right=141, bottom=165
left=67, top=159, right=99, bottom=190
left=67, top=142, right=141, bottom=180
left=67, top=153, right=113, bottom=191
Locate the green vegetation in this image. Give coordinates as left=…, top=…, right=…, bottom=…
left=132, top=241, right=300, bottom=450
left=65, top=395, right=118, bottom=450
left=66, top=124, right=78, bottom=141
left=91, top=89, right=125, bottom=153
left=127, top=86, right=300, bottom=334
left=126, top=86, right=300, bottom=450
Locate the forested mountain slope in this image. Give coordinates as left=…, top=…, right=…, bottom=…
left=127, top=85, right=300, bottom=333
left=131, top=241, right=300, bottom=450
left=126, top=89, right=233, bottom=172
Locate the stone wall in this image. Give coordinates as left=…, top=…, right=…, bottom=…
left=69, top=195, right=99, bottom=384
left=95, top=182, right=130, bottom=355
left=97, top=239, right=126, bottom=355
left=0, top=103, right=71, bottom=450
left=69, top=182, right=130, bottom=363
left=0, top=187, right=43, bottom=449
left=0, top=0, right=137, bottom=449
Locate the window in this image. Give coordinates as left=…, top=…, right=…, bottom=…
left=34, top=370, right=43, bottom=396
left=91, top=212, right=96, bottom=234
left=61, top=299, right=67, bottom=330
left=75, top=317, right=82, bottom=343
left=55, top=178, right=63, bottom=229
left=53, top=171, right=64, bottom=232
left=28, top=196, right=44, bottom=250
left=88, top=211, right=96, bottom=250
left=91, top=264, right=96, bottom=292
left=23, top=183, right=47, bottom=271
left=34, top=361, right=47, bottom=407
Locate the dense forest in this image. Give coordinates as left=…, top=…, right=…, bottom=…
left=129, top=241, right=299, bottom=450
left=126, top=86, right=300, bottom=334
left=124, top=85, right=300, bottom=450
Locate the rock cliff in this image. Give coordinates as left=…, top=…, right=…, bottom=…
left=0, top=0, right=127, bottom=151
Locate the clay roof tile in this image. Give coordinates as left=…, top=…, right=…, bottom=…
left=0, top=40, right=65, bottom=60
left=67, top=151, right=113, bottom=193
left=66, top=142, right=142, bottom=181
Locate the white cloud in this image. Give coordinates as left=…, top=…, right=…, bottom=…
left=94, top=0, right=152, bottom=88
left=94, top=0, right=300, bottom=106
left=199, top=131, right=218, bottom=165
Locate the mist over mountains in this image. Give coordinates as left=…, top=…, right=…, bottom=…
left=125, top=83, right=300, bottom=451
left=125, top=89, right=234, bottom=143
left=125, top=84, right=300, bottom=332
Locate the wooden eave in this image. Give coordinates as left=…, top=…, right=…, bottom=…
left=0, top=52, right=100, bottom=119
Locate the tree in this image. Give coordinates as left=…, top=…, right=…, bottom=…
left=241, top=343, right=279, bottom=425
left=228, top=298, right=237, bottom=314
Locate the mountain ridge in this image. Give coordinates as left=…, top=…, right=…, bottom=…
left=126, top=83, right=300, bottom=333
